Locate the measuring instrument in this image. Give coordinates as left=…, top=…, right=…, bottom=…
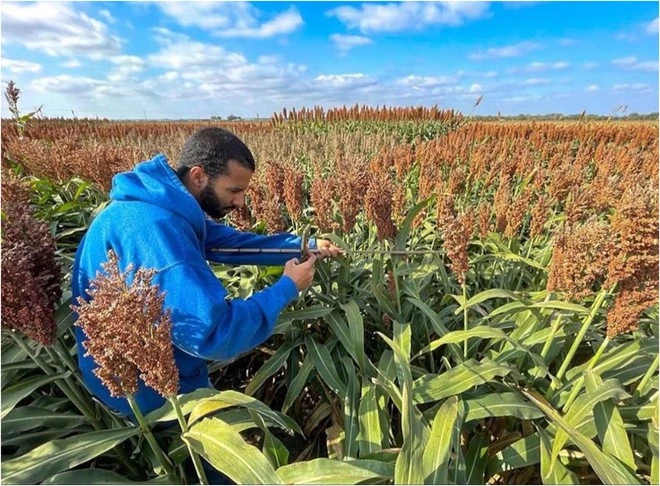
left=209, top=224, right=442, bottom=258
left=209, top=247, right=442, bottom=256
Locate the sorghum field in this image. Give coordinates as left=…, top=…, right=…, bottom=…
left=1, top=90, right=658, bottom=484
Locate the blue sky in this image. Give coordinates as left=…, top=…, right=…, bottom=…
left=1, top=1, right=658, bottom=119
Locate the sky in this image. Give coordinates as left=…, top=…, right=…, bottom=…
left=1, top=1, right=658, bottom=119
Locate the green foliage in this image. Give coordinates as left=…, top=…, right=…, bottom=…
left=1, top=120, right=657, bottom=485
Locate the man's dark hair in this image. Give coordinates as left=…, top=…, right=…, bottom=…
left=176, top=127, right=255, bottom=179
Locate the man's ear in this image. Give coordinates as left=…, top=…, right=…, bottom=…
left=187, top=166, right=208, bottom=189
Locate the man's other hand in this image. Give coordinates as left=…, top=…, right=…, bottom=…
left=315, top=239, right=344, bottom=260
left=284, top=253, right=317, bottom=290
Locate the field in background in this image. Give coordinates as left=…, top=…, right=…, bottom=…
left=2, top=108, right=658, bottom=484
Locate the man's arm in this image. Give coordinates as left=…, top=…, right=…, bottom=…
left=204, top=219, right=316, bottom=266
left=158, top=261, right=300, bottom=361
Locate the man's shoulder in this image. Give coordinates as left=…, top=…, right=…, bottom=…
left=91, top=201, right=192, bottom=237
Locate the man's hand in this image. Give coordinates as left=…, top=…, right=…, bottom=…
left=315, top=239, right=344, bottom=260
left=284, top=253, right=317, bottom=290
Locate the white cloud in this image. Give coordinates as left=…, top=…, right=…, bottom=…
left=149, top=37, right=247, bottom=70
left=468, top=83, right=483, bottom=93
left=612, top=56, right=659, bottom=72
left=61, top=59, right=82, bottom=68
left=98, top=9, right=115, bottom=24
left=525, top=78, right=550, bottom=85
left=469, top=41, right=539, bottom=61
left=2, top=58, right=42, bottom=74
left=632, top=61, right=660, bottom=72
left=503, top=94, right=542, bottom=103
left=107, top=55, right=145, bottom=82
left=395, top=75, right=459, bottom=88
left=464, top=70, right=498, bottom=78
left=313, top=73, right=377, bottom=90
left=151, top=27, right=189, bottom=44
left=502, top=2, right=541, bottom=10
left=327, top=1, right=490, bottom=33
left=612, top=56, right=637, bottom=66
left=647, top=17, right=659, bottom=34
left=510, top=61, right=570, bottom=73
left=612, top=83, right=652, bottom=92
left=1, top=2, right=122, bottom=57
left=583, top=62, right=599, bottom=69
left=330, top=34, right=373, bottom=53
left=585, top=84, right=599, bottom=92
left=30, top=75, right=101, bottom=95
left=157, top=2, right=302, bottom=39
left=161, top=72, right=179, bottom=82
left=507, top=61, right=570, bottom=74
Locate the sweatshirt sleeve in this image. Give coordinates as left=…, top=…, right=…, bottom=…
left=204, top=219, right=316, bottom=266
left=157, top=261, right=299, bottom=361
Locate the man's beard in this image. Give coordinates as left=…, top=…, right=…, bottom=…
left=200, top=186, right=234, bottom=219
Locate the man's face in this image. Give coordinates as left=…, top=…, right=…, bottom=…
left=200, top=160, right=252, bottom=219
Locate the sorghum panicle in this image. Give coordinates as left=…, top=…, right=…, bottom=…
left=282, top=163, right=304, bottom=223
left=476, top=201, right=492, bottom=239
left=364, top=169, right=397, bottom=240
left=493, top=174, right=511, bottom=234
left=73, top=251, right=179, bottom=398
left=336, top=159, right=366, bottom=233
left=504, top=188, right=532, bottom=239
left=1, top=174, right=61, bottom=345
left=604, top=187, right=659, bottom=336
left=310, top=175, right=336, bottom=233
left=442, top=210, right=474, bottom=286
left=530, top=194, right=552, bottom=238
left=546, top=218, right=612, bottom=302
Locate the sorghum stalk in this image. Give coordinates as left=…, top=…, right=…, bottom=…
left=126, top=393, right=177, bottom=478
left=49, top=339, right=108, bottom=418
left=10, top=333, right=141, bottom=477
left=463, top=282, right=468, bottom=359
left=10, top=333, right=93, bottom=419
left=169, top=396, right=208, bottom=485
left=562, top=336, right=611, bottom=411
left=42, top=346, right=97, bottom=417
left=634, top=355, right=659, bottom=398
left=52, top=339, right=80, bottom=375
left=549, top=287, right=611, bottom=394
left=514, top=240, right=535, bottom=291
left=540, top=314, right=563, bottom=360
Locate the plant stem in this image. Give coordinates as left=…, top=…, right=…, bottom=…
left=462, top=282, right=468, bottom=360
left=43, top=346, right=97, bottom=419
left=126, top=393, right=177, bottom=478
left=540, top=314, right=563, bottom=360
left=562, top=336, right=610, bottom=411
left=551, top=288, right=609, bottom=388
left=393, top=259, right=402, bottom=315
left=11, top=333, right=142, bottom=478
left=12, top=334, right=94, bottom=420
left=169, top=396, right=208, bottom=485
left=52, top=338, right=79, bottom=374
left=635, top=354, right=659, bottom=398
left=515, top=237, right=534, bottom=291
left=51, top=335, right=141, bottom=448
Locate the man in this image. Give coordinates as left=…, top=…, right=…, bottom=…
left=72, top=127, right=341, bottom=417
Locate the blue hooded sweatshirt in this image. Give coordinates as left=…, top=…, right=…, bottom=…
left=72, top=154, right=316, bottom=417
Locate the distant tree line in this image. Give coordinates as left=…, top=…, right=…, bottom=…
left=210, top=115, right=243, bottom=121
left=473, top=112, right=659, bottom=121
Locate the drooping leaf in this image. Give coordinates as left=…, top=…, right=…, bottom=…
left=2, top=428, right=139, bottom=484
left=184, top=418, right=282, bottom=485
left=276, top=458, right=394, bottom=484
